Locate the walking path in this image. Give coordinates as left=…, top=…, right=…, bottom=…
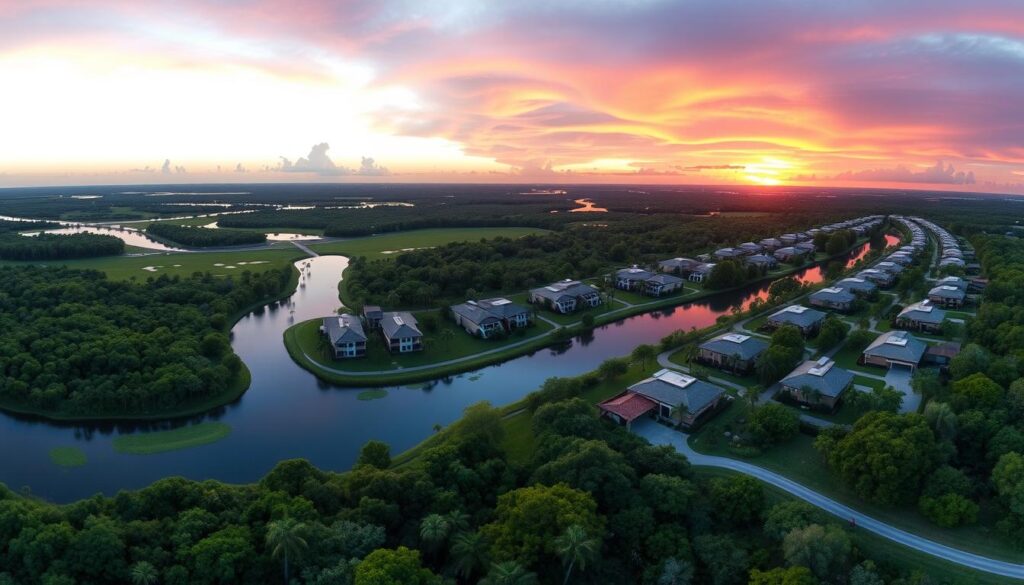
left=633, top=419, right=1024, bottom=579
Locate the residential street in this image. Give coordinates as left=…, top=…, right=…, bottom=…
left=633, top=419, right=1024, bottom=579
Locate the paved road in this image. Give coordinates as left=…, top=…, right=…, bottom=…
left=633, top=419, right=1024, bottom=579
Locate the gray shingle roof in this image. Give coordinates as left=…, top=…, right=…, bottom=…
left=863, top=330, right=927, bottom=364
left=781, top=357, right=854, bottom=398
left=628, top=369, right=725, bottom=415
left=323, top=314, right=367, bottom=344
left=530, top=279, right=600, bottom=304
left=451, top=302, right=502, bottom=326
left=767, top=305, right=826, bottom=329
left=381, top=311, right=422, bottom=339
left=836, top=277, right=877, bottom=294
left=898, top=300, right=947, bottom=325
left=929, top=285, right=966, bottom=300
left=810, top=287, right=856, bottom=304
left=616, top=267, right=657, bottom=281
left=699, top=333, right=769, bottom=360
left=647, top=273, right=684, bottom=286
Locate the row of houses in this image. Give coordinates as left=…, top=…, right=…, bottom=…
left=805, top=233, right=921, bottom=312
left=656, top=215, right=884, bottom=284
left=320, top=306, right=425, bottom=359
left=610, top=266, right=686, bottom=296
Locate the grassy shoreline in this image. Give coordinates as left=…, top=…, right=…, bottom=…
left=298, top=240, right=870, bottom=387
left=113, top=422, right=232, bottom=455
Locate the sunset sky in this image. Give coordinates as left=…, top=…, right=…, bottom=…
left=2, top=0, right=1024, bottom=192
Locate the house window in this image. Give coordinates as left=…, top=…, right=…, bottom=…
left=400, top=338, right=415, bottom=352
left=659, top=404, right=672, bottom=419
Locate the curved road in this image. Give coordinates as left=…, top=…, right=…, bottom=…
left=634, top=419, right=1024, bottom=579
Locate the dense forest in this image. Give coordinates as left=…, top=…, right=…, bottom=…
left=0, top=397, right=953, bottom=584
left=0, top=265, right=291, bottom=416
left=343, top=214, right=865, bottom=307
left=0, top=220, right=124, bottom=260
left=146, top=223, right=267, bottom=247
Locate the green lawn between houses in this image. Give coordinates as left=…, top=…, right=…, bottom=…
left=112, top=422, right=232, bottom=455
left=284, top=314, right=560, bottom=386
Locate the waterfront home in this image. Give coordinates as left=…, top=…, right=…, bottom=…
left=697, top=332, right=769, bottom=373
left=861, top=330, right=927, bottom=371
left=615, top=266, right=657, bottom=291
left=835, top=277, right=877, bottom=297
left=765, top=305, right=826, bottom=336
left=759, top=238, right=782, bottom=251
left=644, top=274, right=685, bottom=297
left=857, top=268, right=895, bottom=288
left=809, top=287, right=856, bottom=312
left=928, top=284, right=967, bottom=308
left=896, top=300, right=946, bottom=333
left=381, top=311, right=424, bottom=353
left=688, top=263, right=715, bottom=283
left=745, top=254, right=778, bottom=270
left=529, top=279, right=602, bottom=313
left=320, top=314, right=367, bottom=359
left=362, top=305, right=384, bottom=329
left=738, top=242, right=762, bottom=255
left=779, top=357, right=854, bottom=411
left=794, top=241, right=817, bottom=255
left=451, top=298, right=531, bottom=338
left=714, top=247, right=746, bottom=261
left=773, top=247, right=804, bottom=262
left=658, top=257, right=701, bottom=276
left=876, top=261, right=904, bottom=276
left=599, top=368, right=725, bottom=429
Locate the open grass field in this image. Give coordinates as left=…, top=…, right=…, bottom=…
left=310, top=227, right=550, bottom=259
left=49, top=447, right=87, bottom=467
left=0, top=245, right=306, bottom=280
left=112, top=422, right=232, bottom=455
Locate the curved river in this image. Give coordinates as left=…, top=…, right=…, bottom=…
left=0, top=237, right=896, bottom=502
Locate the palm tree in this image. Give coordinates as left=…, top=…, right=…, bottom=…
left=449, top=531, right=489, bottom=580
left=554, top=525, right=600, bottom=585
left=657, top=557, right=694, bottom=585
left=266, top=517, right=308, bottom=584
left=130, top=561, right=159, bottom=585
left=419, top=513, right=451, bottom=551
left=480, top=561, right=538, bottom=585
left=438, top=328, right=455, bottom=351
left=446, top=509, right=471, bottom=533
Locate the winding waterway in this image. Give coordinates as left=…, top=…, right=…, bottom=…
left=0, top=236, right=897, bottom=502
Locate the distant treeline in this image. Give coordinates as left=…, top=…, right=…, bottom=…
left=0, top=265, right=292, bottom=416
left=147, top=223, right=267, bottom=247
left=0, top=223, right=124, bottom=260
left=344, top=213, right=846, bottom=307
left=216, top=203, right=572, bottom=237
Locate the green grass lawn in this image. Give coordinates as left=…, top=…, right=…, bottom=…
left=49, top=447, right=87, bottom=467
left=112, top=422, right=232, bottom=455
left=291, top=313, right=555, bottom=373
left=310, top=227, right=550, bottom=259
left=831, top=341, right=878, bottom=374
left=947, top=310, right=976, bottom=320
left=0, top=246, right=306, bottom=281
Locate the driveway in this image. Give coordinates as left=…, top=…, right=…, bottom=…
left=883, top=365, right=919, bottom=413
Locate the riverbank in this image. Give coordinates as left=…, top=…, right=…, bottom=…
left=291, top=238, right=873, bottom=387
